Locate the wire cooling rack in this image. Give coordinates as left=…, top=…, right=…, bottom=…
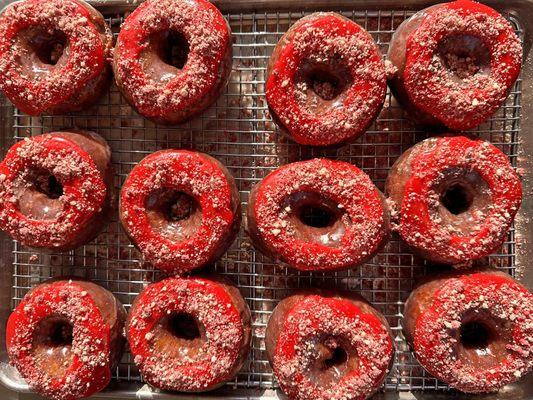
left=8, top=8, right=522, bottom=393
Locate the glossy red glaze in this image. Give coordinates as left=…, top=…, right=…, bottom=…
left=393, top=136, right=521, bottom=264
left=6, top=281, right=113, bottom=400
left=398, top=0, right=521, bottom=130
left=120, top=150, right=240, bottom=275
left=247, top=158, right=389, bottom=271
left=272, top=295, right=393, bottom=400
left=0, top=134, right=107, bottom=249
left=411, top=271, right=533, bottom=393
left=0, top=0, right=111, bottom=115
left=128, top=276, right=250, bottom=392
left=113, top=0, right=232, bottom=124
left=266, top=13, right=386, bottom=146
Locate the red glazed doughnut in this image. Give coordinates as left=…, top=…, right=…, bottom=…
left=387, top=0, right=522, bottom=130
left=120, top=150, right=241, bottom=275
left=386, top=136, right=521, bottom=265
left=246, top=159, right=389, bottom=271
left=403, top=270, right=533, bottom=393
left=0, top=0, right=112, bottom=115
left=266, top=12, right=386, bottom=146
left=266, top=292, right=394, bottom=400
left=127, top=276, right=251, bottom=392
left=6, top=278, right=126, bottom=400
left=0, top=131, right=113, bottom=251
left=113, top=0, right=232, bottom=125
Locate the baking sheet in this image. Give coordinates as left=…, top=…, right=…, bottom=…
left=0, top=2, right=532, bottom=399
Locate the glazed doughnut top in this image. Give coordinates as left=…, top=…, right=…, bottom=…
left=266, top=13, right=386, bottom=145
left=273, top=295, right=393, bottom=400
left=6, top=280, right=113, bottom=400
left=120, top=150, right=237, bottom=273
left=0, top=135, right=107, bottom=248
left=414, top=272, right=533, bottom=393
left=0, top=0, right=109, bottom=115
left=395, top=136, right=521, bottom=264
left=251, top=158, right=388, bottom=271
left=403, top=0, right=522, bottom=130
left=128, top=277, right=247, bottom=391
left=114, top=0, right=231, bottom=121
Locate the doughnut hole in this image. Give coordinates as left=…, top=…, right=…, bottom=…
left=299, top=205, right=336, bottom=228
left=461, top=320, right=494, bottom=350
left=307, top=337, right=358, bottom=387
left=145, top=189, right=202, bottom=241
left=32, top=316, right=74, bottom=378
left=455, top=314, right=510, bottom=370
left=17, top=169, right=65, bottom=220
left=154, top=30, right=189, bottom=69
left=151, top=313, right=206, bottom=359
left=30, top=30, right=67, bottom=66
left=142, top=30, right=190, bottom=82
left=17, top=28, right=69, bottom=79
left=295, top=60, right=352, bottom=113
left=433, top=169, right=491, bottom=236
left=436, top=35, right=491, bottom=83
left=441, top=183, right=473, bottom=215
left=284, top=191, right=348, bottom=247
left=33, top=171, right=64, bottom=199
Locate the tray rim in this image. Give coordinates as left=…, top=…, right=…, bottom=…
left=0, top=0, right=532, bottom=399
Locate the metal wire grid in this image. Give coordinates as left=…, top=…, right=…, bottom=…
left=7, top=8, right=522, bottom=394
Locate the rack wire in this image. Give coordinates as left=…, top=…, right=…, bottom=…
left=8, top=8, right=522, bottom=393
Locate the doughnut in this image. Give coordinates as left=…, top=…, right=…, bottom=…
left=266, top=12, right=386, bottom=146
left=127, top=275, right=251, bottom=392
left=387, top=0, right=522, bottom=130
left=266, top=292, right=394, bottom=400
left=0, top=131, right=114, bottom=251
left=0, top=0, right=112, bottom=115
left=246, top=158, right=389, bottom=271
left=386, top=135, right=521, bottom=265
left=120, top=150, right=241, bottom=275
left=404, top=269, right=533, bottom=393
left=113, top=0, right=232, bottom=125
left=6, top=278, right=126, bottom=400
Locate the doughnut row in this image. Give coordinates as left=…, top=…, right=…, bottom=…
left=0, top=132, right=521, bottom=274
left=0, top=0, right=522, bottom=140
left=0, top=0, right=531, bottom=400
left=7, top=271, right=531, bottom=399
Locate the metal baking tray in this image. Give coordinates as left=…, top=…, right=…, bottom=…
left=0, top=1, right=532, bottom=399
